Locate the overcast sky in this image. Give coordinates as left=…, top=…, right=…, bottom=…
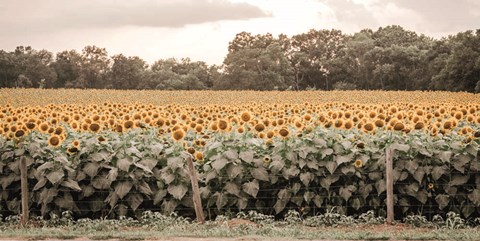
left=1, top=0, right=479, bottom=65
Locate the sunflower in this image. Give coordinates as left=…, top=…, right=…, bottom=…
left=72, top=140, right=80, bottom=148
left=48, top=135, right=62, bottom=147
left=97, top=136, right=107, bottom=142
left=278, top=128, right=289, bottom=138
left=427, top=183, right=434, bottom=189
left=363, top=123, right=375, bottom=132
left=254, top=123, right=265, bottom=132
left=39, top=122, right=49, bottom=132
left=89, top=123, right=101, bottom=132
left=240, top=112, right=251, bottom=122
left=194, top=151, right=203, bottom=161
left=172, top=129, right=185, bottom=141
left=187, top=147, right=196, bottom=155
left=393, top=122, right=405, bottom=131
left=13, top=129, right=26, bottom=140
left=354, top=159, right=363, bottom=168
left=217, top=119, right=229, bottom=131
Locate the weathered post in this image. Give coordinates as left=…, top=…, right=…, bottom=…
left=186, top=155, right=205, bottom=224
left=385, top=147, right=395, bottom=225
left=20, top=156, right=29, bottom=225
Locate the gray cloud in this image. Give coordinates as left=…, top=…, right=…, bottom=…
left=386, top=0, right=480, bottom=33
left=321, top=0, right=480, bottom=37
left=0, top=0, right=270, bottom=34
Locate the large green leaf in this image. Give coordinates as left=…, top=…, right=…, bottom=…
left=339, top=185, right=357, bottom=201
left=300, top=172, right=313, bottom=186
left=435, top=194, right=450, bottom=210
left=449, top=175, right=470, bottom=186
left=61, top=178, right=82, bottom=191
left=46, top=169, right=64, bottom=185
left=239, top=151, right=254, bottom=163
left=468, top=189, right=480, bottom=206
left=117, top=157, right=133, bottom=172
left=226, top=164, right=242, bottom=179
left=251, top=167, right=269, bottom=181
left=242, top=180, right=259, bottom=198
left=211, top=157, right=228, bottom=172
left=225, top=182, right=240, bottom=196
left=215, top=192, right=228, bottom=209
left=452, top=154, right=470, bottom=173
left=115, top=181, right=133, bottom=199
left=127, top=193, right=143, bottom=211
left=83, top=162, right=100, bottom=177
left=168, top=184, right=188, bottom=200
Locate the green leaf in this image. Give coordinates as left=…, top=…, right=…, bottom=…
left=224, top=149, right=239, bottom=160
left=252, top=167, right=269, bottom=182
left=339, top=185, right=356, bottom=201
left=107, top=168, right=118, bottom=183
left=462, top=205, right=475, bottom=218
left=413, top=168, right=425, bottom=183
left=117, top=157, right=132, bottom=172
left=313, top=195, right=324, bottom=208
left=37, top=162, right=54, bottom=173
left=242, top=180, right=259, bottom=198
left=32, top=178, right=47, bottom=191
left=452, top=154, right=470, bottom=173
left=431, top=166, right=447, bottom=181
left=450, top=175, right=470, bottom=186
left=405, top=161, right=419, bottom=174
left=335, top=154, right=353, bottom=165
left=154, top=189, right=167, bottom=205
left=115, top=181, right=133, bottom=199
left=283, top=166, right=300, bottom=179
left=340, top=165, right=355, bottom=175
left=91, top=150, right=110, bottom=162
left=321, top=148, right=334, bottom=157
left=226, top=164, right=242, bottom=179
left=61, top=179, right=81, bottom=191
left=127, top=193, right=143, bottom=211
left=391, top=143, right=410, bottom=152
left=416, top=190, right=428, bottom=204
left=215, top=192, right=228, bottom=209
left=91, top=176, right=111, bottom=189
left=167, top=157, right=183, bottom=170
left=351, top=197, right=362, bottom=210
left=168, top=184, right=188, bottom=200
left=136, top=181, right=153, bottom=196
left=83, top=162, right=100, bottom=178
left=435, top=194, right=450, bottom=210
left=468, top=189, right=480, bottom=206
left=225, top=182, right=240, bottom=196
left=304, top=191, right=315, bottom=203
left=269, top=156, right=285, bottom=173
left=320, top=175, right=340, bottom=189
left=139, top=157, right=158, bottom=171
left=211, top=157, right=228, bottom=172
left=274, top=199, right=287, bottom=214
left=300, top=172, right=313, bottom=186
left=239, top=151, right=254, bottom=163
left=325, top=161, right=337, bottom=174
left=46, top=169, right=64, bottom=185
left=438, top=151, right=452, bottom=163
left=375, top=180, right=386, bottom=195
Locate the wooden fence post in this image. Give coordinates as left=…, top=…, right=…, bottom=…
left=385, top=147, right=394, bottom=225
left=20, top=156, right=29, bottom=225
left=186, top=155, right=205, bottom=224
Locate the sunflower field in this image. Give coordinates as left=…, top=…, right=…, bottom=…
left=0, top=89, right=479, bottom=220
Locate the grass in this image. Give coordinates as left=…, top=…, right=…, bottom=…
left=1, top=222, right=479, bottom=240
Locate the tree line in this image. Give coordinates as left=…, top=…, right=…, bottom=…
left=1, top=25, right=479, bottom=92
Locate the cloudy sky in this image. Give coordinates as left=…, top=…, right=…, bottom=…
left=1, top=0, right=479, bottom=65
